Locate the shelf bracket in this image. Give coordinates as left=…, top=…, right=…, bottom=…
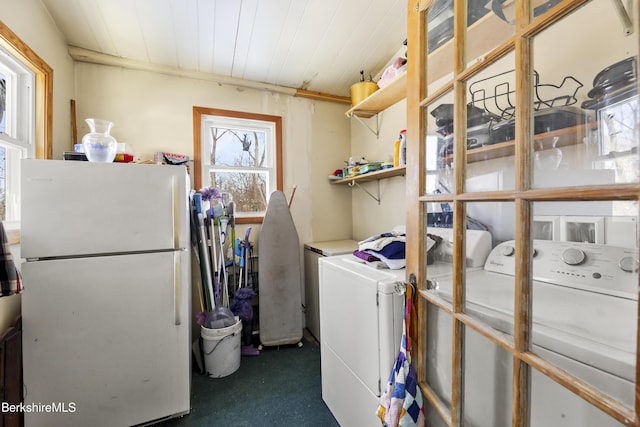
left=348, top=179, right=381, bottom=204
left=612, top=0, right=634, bottom=35
left=349, top=112, right=381, bottom=138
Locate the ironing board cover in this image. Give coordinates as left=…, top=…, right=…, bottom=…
left=377, top=285, right=425, bottom=427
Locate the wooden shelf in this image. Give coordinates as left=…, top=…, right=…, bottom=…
left=343, top=12, right=511, bottom=119
left=345, top=72, right=407, bottom=118
left=331, top=166, right=407, bottom=185
left=441, top=122, right=596, bottom=164
left=427, top=12, right=514, bottom=84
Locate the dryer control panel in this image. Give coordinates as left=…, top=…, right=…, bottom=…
left=484, top=240, right=638, bottom=300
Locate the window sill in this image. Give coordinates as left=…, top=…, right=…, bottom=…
left=3, top=221, right=20, bottom=245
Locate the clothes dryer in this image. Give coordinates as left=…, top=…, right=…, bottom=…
left=319, top=255, right=405, bottom=427
left=318, top=228, right=493, bottom=426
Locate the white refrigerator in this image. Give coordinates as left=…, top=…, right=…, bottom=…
left=20, top=159, right=191, bottom=427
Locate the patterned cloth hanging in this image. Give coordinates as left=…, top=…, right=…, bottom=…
left=377, top=284, right=425, bottom=427
left=0, top=222, right=21, bottom=297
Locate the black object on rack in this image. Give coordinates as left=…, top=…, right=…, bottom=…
left=468, top=69, right=583, bottom=120
left=581, top=57, right=638, bottom=111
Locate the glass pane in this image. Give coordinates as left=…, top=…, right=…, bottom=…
left=425, top=92, right=455, bottom=195
left=0, top=73, right=5, bottom=134
left=209, top=127, right=266, bottom=168
left=463, top=202, right=516, bottom=335
left=425, top=403, right=449, bottom=427
left=463, top=325, right=513, bottom=427
left=0, top=145, right=5, bottom=220
left=211, top=171, right=267, bottom=215
left=466, top=53, right=516, bottom=192
left=466, top=0, right=515, bottom=68
left=531, top=201, right=638, bottom=410
left=531, top=369, right=626, bottom=427
left=426, top=1, right=454, bottom=93
left=532, top=0, right=638, bottom=188
left=532, top=0, right=564, bottom=19
left=425, top=222, right=455, bottom=287
left=425, top=302, right=452, bottom=409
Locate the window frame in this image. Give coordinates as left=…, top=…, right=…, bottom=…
left=0, top=20, right=52, bottom=236
left=193, top=106, right=283, bottom=224
left=0, top=46, right=35, bottom=222
left=406, top=1, right=639, bottom=426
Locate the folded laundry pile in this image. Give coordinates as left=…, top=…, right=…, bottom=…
left=353, top=230, right=406, bottom=270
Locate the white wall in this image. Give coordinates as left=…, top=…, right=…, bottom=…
left=73, top=63, right=353, bottom=250
left=0, top=0, right=75, bottom=332
left=349, top=98, right=407, bottom=240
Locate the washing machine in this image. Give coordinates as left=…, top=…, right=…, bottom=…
left=304, top=239, right=359, bottom=341
left=318, top=228, right=492, bottom=427
left=428, top=240, right=638, bottom=426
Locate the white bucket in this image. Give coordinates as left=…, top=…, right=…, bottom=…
left=201, top=318, right=242, bottom=378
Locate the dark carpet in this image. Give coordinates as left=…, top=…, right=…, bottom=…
left=156, top=334, right=339, bottom=427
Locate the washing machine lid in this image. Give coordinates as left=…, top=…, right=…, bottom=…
left=433, top=267, right=637, bottom=382
left=304, top=239, right=359, bottom=256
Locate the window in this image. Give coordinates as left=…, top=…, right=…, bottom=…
left=193, top=107, right=282, bottom=223
left=0, top=21, right=53, bottom=231
left=0, top=47, right=35, bottom=222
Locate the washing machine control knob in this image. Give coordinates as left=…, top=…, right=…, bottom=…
left=500, top=245, right=515, bottom=256
left=618, top=256, right=638, bottom=273
left=562, top=247, right=586, bottom=265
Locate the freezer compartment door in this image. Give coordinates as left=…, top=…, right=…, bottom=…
left=22, top=251, right=191, bottom=427
left=21, top=159, right=189, bottom=259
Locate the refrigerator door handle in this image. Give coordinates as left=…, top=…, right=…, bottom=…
left=174, top=251, right=181, bottom=325
left=172, top=175, right=180, bottom=250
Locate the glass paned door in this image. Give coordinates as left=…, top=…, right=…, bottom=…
left=407, top=0, right=639, bottom=426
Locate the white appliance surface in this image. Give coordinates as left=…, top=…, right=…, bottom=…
left=304, top=239, right=360, bottom=257
left=429, top=239, right=637, bottom=425
left=21, top=159, right=189, bottom=259
left=319, top=255, right=405, bottom=427
left=426, top=227, right=492, bottom=278
left=21, top=159, right=191, bottom=427
left=304, top=240, right=358, bottom=341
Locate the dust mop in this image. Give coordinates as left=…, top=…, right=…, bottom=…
left=189, top=192, right=207, bottom=312
left=227, top=201, right=237, bottom=291
left=231, top=227, right=259, bottom=356
left=199, top=187, right=235, bottom=329
left=193, top=194, right=214, bottom=313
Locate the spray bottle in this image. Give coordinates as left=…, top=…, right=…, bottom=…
left=398, top=129, right=407, bottom=165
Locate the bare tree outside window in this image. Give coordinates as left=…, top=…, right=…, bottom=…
left=209, top=127, right=268, bottom=214
left=193, top=107, right=282, bottom=223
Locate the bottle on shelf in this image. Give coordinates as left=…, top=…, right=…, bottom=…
left=399, top=129, right=407, bottom=165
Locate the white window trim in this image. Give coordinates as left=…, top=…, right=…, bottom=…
left=0, top=45, right=35, bottom=222
left=201, top=114, right=277, bottom=218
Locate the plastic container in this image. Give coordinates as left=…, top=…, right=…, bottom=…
left=201, top=318, right=242, bottom=378
left=399, top=130, right=407, bottom=165
left=393, top=139, right=401, bottom=167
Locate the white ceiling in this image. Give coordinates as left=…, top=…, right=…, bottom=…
left=40, top=0, right=408, bottom=98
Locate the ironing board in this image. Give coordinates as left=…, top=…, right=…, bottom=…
left=258, top=191, right=303, bottom=347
